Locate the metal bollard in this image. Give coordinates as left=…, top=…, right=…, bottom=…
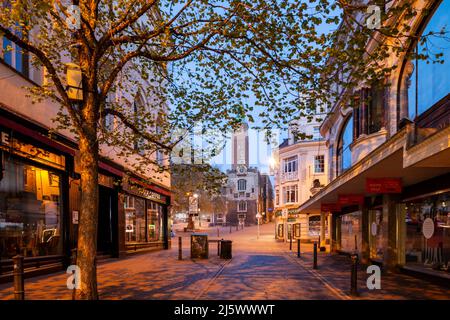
left=313, top=242, right=318, bottom=269
left=178, top=237, right=182, bottom=260
left=230, top=225, right=232, bottom=233
left=217, top=228, right=220, bottom=237
left=350, top=253, right=359, bottom=296
left=13, top=255, right=24, bottom=300
left=217, top=240, right=220, bottom=256
left=289, top=236, right=292, bottom=251
left=297, top=239, right=301, bottom=258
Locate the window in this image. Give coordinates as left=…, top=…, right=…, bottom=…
left=314, top=155, right=325, bottom=173
left=367, top=83, right=384, bottom=134
left=237, top=179, right=246, bottom=191
left=238, top=200, right=247, bottom=212
left=403, top=1, right=450, bottom=119
left=283, top=185, right=298, bottom=204
left=0, top=159, right=62, bottom=259
left=283, top=156, right=298, bottom=173
left=313, top=126, right=321, bottom=140
left=0, top=13, right=29, bottom=78
left=337, top=115, right=353, bottom=176
left=275, top=190, right=279, bottom=206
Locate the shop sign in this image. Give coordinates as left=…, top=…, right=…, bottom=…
left=366, top=178, right=402, bottom=193
left=321, top=203, right=341, bottom=212
left=422, top=218, right=434, bottom=239
left=338, top=194, right=364, bottom=205
left=0, top=131, right=65, bottom=169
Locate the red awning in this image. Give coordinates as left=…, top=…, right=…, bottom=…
left=98, top=161, right=124, bottom=177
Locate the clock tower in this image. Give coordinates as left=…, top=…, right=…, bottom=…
left=232, top=123, right=249, bottom=170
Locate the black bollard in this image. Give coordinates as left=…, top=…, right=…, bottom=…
left=313, top=242, right=318, bottom=269
left=289, top=236, right=292, bottom=251
left=178, top=237, right=182, bottom=260
left=13, top=255, right=24, bottom=300
left=230, top=225, right=232, bottom=233
left=350, top=253, right=359, bottom=296
left=297, top=239, right=301, bottom=258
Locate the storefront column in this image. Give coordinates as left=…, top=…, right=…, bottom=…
left=396, top=203, right=406, bottom=267
left=336, top=215, right=342, bottom=251
left=385, top=195, right=401, bottom=270
left=330, top=213, right=338, bottom=252
left=320, top=211, right=326, bottom=249
left=117, top=193, right=127, bottom=258
left=361, top=204, right=370, bottom=264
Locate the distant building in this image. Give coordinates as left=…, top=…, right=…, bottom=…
left=273, top=112, right=329, bottom=242
left=223, top=123, right=272, bottom=225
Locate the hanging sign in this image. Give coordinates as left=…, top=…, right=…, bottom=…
left=371, top=222, right=378, bottom=236
left=338, top=194, right=364, bottom=205
left=366, top=178, right=402, bottom=193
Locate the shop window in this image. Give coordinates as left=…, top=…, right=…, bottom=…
left=339, top=212, right=362, bottom=254
left=308, top=215, right=321, bottom=237
left=336, top=115, right=353, bottom=176
left=0, top=159, right=62, bottom=259
left=147, top=200, right=161, bottom=241
left=125, top=195, right=146, bottom=243
left=403, top=1, right=450, bottom=120
left=314, top=155, right=325, bottom=173
left=405, top=193, right=449, bottom=272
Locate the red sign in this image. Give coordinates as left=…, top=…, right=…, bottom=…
left=338, top=194, right=364, bottom=205
left=366, top=178, right=402, bottom=194
left=321, top=203, right=341, bottom=212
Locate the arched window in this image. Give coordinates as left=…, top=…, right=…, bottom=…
left=237, top=179, right=247, bottom=191
left=336, top=115, right=353, bottom=176
left=238, top=200, right=247, bottom=212
left=402, top=1, right=450, bottom=120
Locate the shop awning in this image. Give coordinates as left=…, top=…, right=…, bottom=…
left=299, top=129, right=450, bottom=212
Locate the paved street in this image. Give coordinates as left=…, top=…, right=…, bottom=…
left=0, top=222, right=449, bottom=300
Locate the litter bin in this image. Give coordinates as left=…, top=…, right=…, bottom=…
left=220, top=240, right=232, bottom=259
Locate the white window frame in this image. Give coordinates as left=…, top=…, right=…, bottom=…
left=283, top=156, right=298, bottom=173
left=283, top=185, right=298, bottom=204
left=238, top=200, right=247, bottom=212
left=314, top=155, right=325, bottom=173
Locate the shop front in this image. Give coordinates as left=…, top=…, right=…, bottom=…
left=402, top=179, right=450, bottom=276
left=0, top=123, right=74, bottom=280
left=122, top=177, right=170, bottom=253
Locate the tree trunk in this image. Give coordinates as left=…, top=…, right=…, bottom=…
left=75, top=125, right=99, bottom=300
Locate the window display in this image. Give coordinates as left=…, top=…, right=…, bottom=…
left=339, top=212, right=362, bottom=254
left=0, top=159, right=62, bottom=258
left=405, top=193, right=450, bottom=273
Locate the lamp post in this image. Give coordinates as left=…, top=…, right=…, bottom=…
left=256, top=213, right=262, bottom=239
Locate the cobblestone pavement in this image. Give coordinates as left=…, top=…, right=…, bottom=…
left=0, top=223, right=448, bottom=300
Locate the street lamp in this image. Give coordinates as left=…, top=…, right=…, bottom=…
left=256, top=212, right=262, bottom=239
